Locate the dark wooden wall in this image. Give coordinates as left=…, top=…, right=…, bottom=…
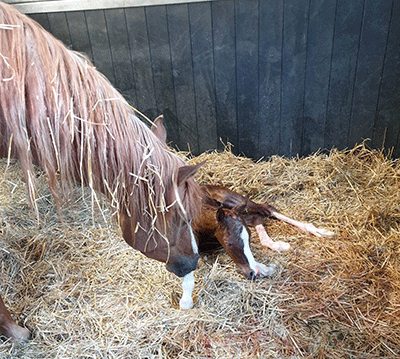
left=27, top=0, right=400, bottom=159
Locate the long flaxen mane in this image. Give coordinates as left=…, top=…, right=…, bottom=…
left=0, top=2, right=201, bottom=254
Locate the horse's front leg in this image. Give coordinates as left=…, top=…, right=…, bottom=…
left=0, top=295, right=30, bottom=343
left=179, top=271, right=195, bottom=310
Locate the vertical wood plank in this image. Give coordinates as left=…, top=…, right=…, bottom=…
left=66, top=11, right=93, bottom=62
left=258, top=0, right=283, bottom=158
left=302, top=0, right=336, bottom=156
left=212, top=0, right=237, bottom=152
left=104, top=8, right=136, bottom=103
left=85, top=9, right=115, bottom=84
left=235, top=0, right=258, bottom=159
left=189, top=2, right=217, bottom=153
left=374, top=0, right=400, bottom=155
left=29, top=13, right=51, bottom=33
left=167, top=4, right=198, bottom=152
left=348, top=0, right=392, bottom=148
left=146, top=5, right=178, bottom=145
left=125, top=7, right=157, bottom=119
left=280, top=0, right=309, bottom=157
left=47, top=12, right=72, bottom=47
left=325, top=0, right=364, bottom=151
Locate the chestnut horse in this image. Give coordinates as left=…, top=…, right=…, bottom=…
left=195, top=185, right=334, bottom=278
left=0, top=2, right=203, bottom=342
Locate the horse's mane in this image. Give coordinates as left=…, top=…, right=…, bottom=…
left=0, top=2, right=201, bottom=244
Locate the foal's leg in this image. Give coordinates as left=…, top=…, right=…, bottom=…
left=271, top=211, right=334, bottom=238
left=0, top=295, right=30, bottom=343
left=179, top=271, right=195, bottom=310
left=255, top=224, right=291, bottom=252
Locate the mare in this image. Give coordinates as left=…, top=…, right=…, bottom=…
left=0, top=2, right=203, bottom=343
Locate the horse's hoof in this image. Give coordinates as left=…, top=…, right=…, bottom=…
left=4, top=323, right=30, bottom=343
left=179, top=297, right=194, bottom=310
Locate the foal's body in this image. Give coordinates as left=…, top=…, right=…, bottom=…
left=194, top=185, right=334, bottom=278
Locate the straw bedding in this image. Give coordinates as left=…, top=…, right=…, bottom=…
left=0, top=143, right=399, bottom=358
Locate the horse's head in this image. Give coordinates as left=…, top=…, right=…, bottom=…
left=118, top=115, right=204, bottom=277
left=215, top=204, right=257, bottom=280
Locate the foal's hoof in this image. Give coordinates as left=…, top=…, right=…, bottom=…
left=255, top=262, right=276, bottom=278
left=4, top=323, right=30, bottom=343
left=304, top=224, right=334, bottom=237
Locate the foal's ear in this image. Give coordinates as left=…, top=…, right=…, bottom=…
left=216, top=206, right=226, bottom=223
left=177, top=161, right=205, bottom=186
left=232, top=202, right=247, bottom=215
left=151, top=115, right=167, bottom=143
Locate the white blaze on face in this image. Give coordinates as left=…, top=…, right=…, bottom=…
left=240, top=224, right=277, bottom=278
left=189, top=226, right=198, bottom=254
left=179, top=226, right=198, bottom=310
left=240, top=224, right=258, bottom=273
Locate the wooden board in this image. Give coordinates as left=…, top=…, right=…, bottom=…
left=280, top=0, right=309, bottom=157
left=104, top=8, right=136, bottom=103
left=145, top=5, right=178, bottom=144
left=258, top=0, right=283, bottom=158
left=212, top=0, right=237, bottom=152
left=324, top=0, right=364, bottom=151
left=66, top=11, right=93, bottom=61
left=235, top=0, right=258, bottom=158
left=167, top=4, right=198, bottom=152
left=348, top=0, right=393, bottom=147
left=84, top=9, right=115, bottom=84
left=302, top=0, right=336, bottom=156
left=189, top=2, right=217, bottom=153
left=125, top=7, right=157, bottom=121
left=374, top=0, right=400, bottom=156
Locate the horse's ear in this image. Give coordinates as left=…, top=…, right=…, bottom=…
left=177, top=161, right=205, bottom=187
left=216, top=206, right=226, bottom=223
left=232, top=201, right=247, bottom=215
left=151, top=115, right=167, bottom=143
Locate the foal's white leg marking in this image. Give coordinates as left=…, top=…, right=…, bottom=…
left=240, top=226, right=276, bottom=277
left=255, top=224, right=290, bottom=252
left=179, top=271, right=195, bottom=310
left=271, top=211, right=334, bottom=237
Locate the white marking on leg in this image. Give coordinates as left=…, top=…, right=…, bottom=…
left=179, top=271, right=195, bottom=310
left=255, top=224, right=290, bottom=252
left=271, top=211, right=334, bottom=237
left=240, top=226, right=276, bottom=278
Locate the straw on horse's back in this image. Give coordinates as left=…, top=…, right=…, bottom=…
left=0, top=2, right=201, bottom=238
left=0, top=2, right=203, bottom=342
left=1, top=2, right=154, bottom=207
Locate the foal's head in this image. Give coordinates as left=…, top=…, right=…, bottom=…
left=215, top=205, right=257, bottom=280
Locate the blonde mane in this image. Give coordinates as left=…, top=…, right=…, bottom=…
left=0, top=2, right=201, bottom=252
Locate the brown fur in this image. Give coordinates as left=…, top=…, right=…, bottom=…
left=0, top=2, right=203, bottom=261
left=0, top=2, right=205, bottom=341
